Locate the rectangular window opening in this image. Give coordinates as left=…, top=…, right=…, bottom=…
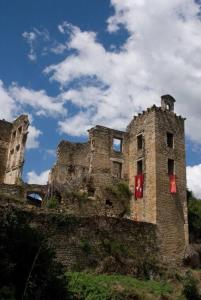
left=137, top=134, right=143, bottom=150
left=112, top=161, right=122, bottom=179
left=167, top=132, right=174, bottom=148
left=12, top=131, right=16, bottom=139
left=137, top=159, right=143, bottom=175
left=168, top=159, right=174, bottom=175
left=113, top=138, right=122, bottom=152
left=18, top=126, right=22, bottom=134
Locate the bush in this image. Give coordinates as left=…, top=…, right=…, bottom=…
left=187, top=191, right=201, bottom=242
left=67, top=272, right=173, bottom=300
left=80, top=239, right=91, bottom=254
left=182, top=271, right=200, bottom=300
left=46, top=196, right=59, bottom=209
left=0, top=208, right=70, bottom=300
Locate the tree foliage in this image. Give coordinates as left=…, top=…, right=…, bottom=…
left=187, top=190, right=201, bottom=243
left=0, top=208, right=71, bottom=300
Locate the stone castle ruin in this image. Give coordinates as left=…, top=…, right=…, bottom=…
left=0, top=95, right=189, bottom=264
left=0, top=115, right=29, bottom=185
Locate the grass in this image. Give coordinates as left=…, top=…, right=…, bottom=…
left=66, top=272, right=175, bottom=300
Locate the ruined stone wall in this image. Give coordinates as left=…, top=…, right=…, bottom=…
left=127, top=108, right=157, bottom=224
left=0, top=197, right=157, bottom=272
left=50, top=141, right=90, bottom=190
left=88, top=126, right=129, bottom=189
left=155, top=108, right=188, bottom=263
left=0, top=120, right=12, bottom=183
left=4, top=115, right=29, bottom=184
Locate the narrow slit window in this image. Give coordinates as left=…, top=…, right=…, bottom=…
left=137, top=134, right=143, bottom=150
left=167, top=133, right=174, bottom=148
left=12, top=131, right=16, bottom=139
left=18, top=126, right=22, bottom=134
left=113, top=138, right=122, bottom=152
left=137, top=159, right=143, bottom=175
left=168, top=159, right=174, bottom=175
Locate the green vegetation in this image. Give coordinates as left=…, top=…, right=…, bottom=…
left=187, top=190, right=201, bottom=242
left=105, top=182, right=132, bottom=215
left=46, top=196, right=59, bottom=209
left=0, top=208, right=70, bottom=300
left=66, top=272, right=174, bottom=300
left=80, top=239, right=91, bottom=254
left=182, top=271, right=200, bottom=300
left=106, top=182, right=132, bottom=199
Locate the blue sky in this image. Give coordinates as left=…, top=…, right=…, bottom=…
left=0, top=0, right=201, bottom=197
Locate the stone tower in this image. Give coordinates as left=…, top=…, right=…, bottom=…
left=0, top=115, right=29, bottom=185
left=127, top=95, right=188, bottom=263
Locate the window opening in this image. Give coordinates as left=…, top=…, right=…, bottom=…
left=112, top=161, right=122, bottom=178
left=12, top=131, right=16, bottom=139
left=137, top=134, right=143, bottom=150
left=168, top=159, right=174, bottom=175
left=137, top=159, right=143, bottom=175
left=18, top=126, right=22, bottom=134
left=16, top=145, right=20, bottom=152
left=113, top=138, right=122, bottom=152
left=167, top=133, right=174, bottom=148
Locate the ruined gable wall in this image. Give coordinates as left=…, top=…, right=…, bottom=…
left=89, top=126, right=129, bottom=189
left=127, top=108, right=157, bottom=224
left=0, top=120, right=12, bottom=183
left=4, top=115, right=29, bottom=184
left=155, top=109, right=188, bottom=263
left=50, top=141, right=90, bottom=189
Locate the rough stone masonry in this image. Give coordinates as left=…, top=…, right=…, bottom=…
left=49, top=94, right=189, bottom=263
left=0, top=95, right=189, bottom=264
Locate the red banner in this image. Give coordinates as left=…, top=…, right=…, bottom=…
left=135, top=175, right=144, bottom=199
left=170, top=175, right=176, bottom=194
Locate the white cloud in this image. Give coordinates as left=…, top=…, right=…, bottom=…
left=44, top=0, right=201, bottom=143
left=27, top=169, right=50, bottom=184
left=0, top=80, right=17, bottom=120
left=9, top=83, right=66, bottom=117
left=22, top=28, right=50, bottom=61
left=26, top=125, right=42, bottom=149
left=187, top=164, right=201, bottom=199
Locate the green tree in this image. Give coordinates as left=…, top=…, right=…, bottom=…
left=0, top=208, right=71, bottom=300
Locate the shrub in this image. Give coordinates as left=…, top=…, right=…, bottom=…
left=182, top=271, right=200, bottom=300
left=46, top=196, right=59, bottom=209
left=0, top=208, right=70, bottom=300
left=80, top=239, right=91, bottom=254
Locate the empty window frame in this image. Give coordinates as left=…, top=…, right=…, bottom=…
left=16, top=145, right=20, bottom=152
left=10, top=149, right=14, bottom=155
left=137, top=159, right=143, bottom=175
left=167, top=132, right=174, bottom=148
left=18, top=126, right=22, bottom=134
left=112, top=161, right=122, bottom=178
left=12, top=131, right=16, bottom=139
left=113, top=138, right=122, bottom=152
left=168, top=159, right=174, bottom=175
left=137, top=134, right=143, bottom=150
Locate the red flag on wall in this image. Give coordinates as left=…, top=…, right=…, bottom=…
left=135, top=175, right=144, bottom=199
left=170, top=175, right=177, bottom=194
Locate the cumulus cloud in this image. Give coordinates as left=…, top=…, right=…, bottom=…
left=44, top=0, right=201, bottom=142
left=9, top=84, right=66, bottom=117
left=26, top=125, right=42, bottom=149
left=0, top=80, right=18, bottom=120
left=187, top=164, right=201, bottom=199
left=27, top=169, right=50, bottom=184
